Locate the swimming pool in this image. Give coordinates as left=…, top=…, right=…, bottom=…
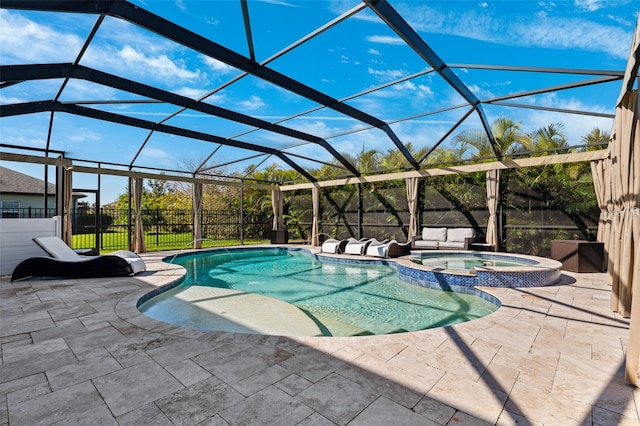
left=138, top=248, right=499, bottom=337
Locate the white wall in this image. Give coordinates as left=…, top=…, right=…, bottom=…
left=0, top=217, right=61, bottom=276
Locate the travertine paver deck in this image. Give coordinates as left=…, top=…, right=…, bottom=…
left=1, top=246, right=638, bottom=425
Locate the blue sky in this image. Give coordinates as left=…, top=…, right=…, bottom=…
left=1, top=0, right=638, bottom=204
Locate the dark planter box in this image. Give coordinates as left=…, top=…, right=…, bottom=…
left=270, top=230, right=288, bottom=244
left=550, top=240, right=605, bottom=273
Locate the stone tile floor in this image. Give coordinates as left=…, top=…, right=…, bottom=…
left=1, top=247, right=638, bottom=425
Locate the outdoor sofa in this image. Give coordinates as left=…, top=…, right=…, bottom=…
left=411, top=227, right=480, bottom=250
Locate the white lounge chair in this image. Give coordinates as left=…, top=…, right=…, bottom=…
left=11, top=236, right=146, bottom=281
left=365, top=239, right=411, bottom=258
left=344, top=238, right=374, bottom=255
left=320, top=238, right=348, bottom=254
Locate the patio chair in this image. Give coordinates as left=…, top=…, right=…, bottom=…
left=344, top=237, right=377, bottom=255
left=320, top=238, right=349, bottom=254
left=366, top=239, right=411, bottom=258
left=11, top=236, right=146, bottom=282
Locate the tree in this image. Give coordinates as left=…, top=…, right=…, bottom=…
left=523, top=123, right=568, bottom=155
left=455, top=117, right=527, bottom=159
left=581, top=127, right=610, bottom=151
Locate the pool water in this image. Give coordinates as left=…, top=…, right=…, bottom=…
left=140, top=248, right=498, bottom=337
left=414, top=256, right=530, bottom=270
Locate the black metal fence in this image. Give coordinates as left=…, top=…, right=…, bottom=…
left=72, top=208, right=271, bottom=252
left=282, top=169, right=599, bottom=257
left=1, top=207, right=56, bottom=218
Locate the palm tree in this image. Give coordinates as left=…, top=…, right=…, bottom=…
left=581, top=127, right=610, bottom=151
left=455, top=117, right=527, bottom=159
left=380, top=141, right=429, bottom=171
left=524, top=123, right=569, bottom=155
left=356, top=146, right=381, bottom=173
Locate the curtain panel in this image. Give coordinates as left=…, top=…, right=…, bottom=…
left=485, top=169, right=500, bottom=249
left=132, top=177, right=146, bottom=254
left=405, top=177, right=419, bottom=242
left=62, top=168, right=73, bottom=246
left=311, top=187, right=320, bottom=246
left=192, top=183, right=203, bottom=249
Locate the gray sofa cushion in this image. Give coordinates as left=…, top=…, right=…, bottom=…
left=446, top=228, right=475, bottom=242
left=414, top=239, right=439, bottom=249
left=422, top=227, right=447, bottom=242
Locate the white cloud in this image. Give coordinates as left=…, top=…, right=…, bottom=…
left=479, top=2, right=489, bottom=7
left=175, top=0, right=188, bottom=13
left=0, top=134, right=45, bottom=148
left=0, top=10, right=83, bottom=64
left=0, top=94, right=27, bottom=104
left=467, top=83, right=494, bottom=100
left=509, top=92, right=613, bottom=144
left=116, top=45, right=202, bottom=81
left=515, top=17, right=629, bottom=58
left=202, top=56, right=236, bottom=74
left=62, top=80, right=117, bottom=100
left=260, top=0, right=301, bottom=7
left=368, top=67, right=408, bottom=81
left=68, top=128, right=101, bottom=143
left=141, top=147, right=174, bottom=160
left=574, top=0, right=605, bottom=12
left=175, top=87, right=211, bottom=100
left=397, top=3, right=632, bottom=59
left=239, top=95, right=266, bottom=110
left=608, top=14, right=632, bottom=26
left=366, top=35, right=405, bottom=45
left=368, top=48, right=382, bottom=56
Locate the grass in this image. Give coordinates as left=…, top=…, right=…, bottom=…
left=72, top=232, right=269, bottom=254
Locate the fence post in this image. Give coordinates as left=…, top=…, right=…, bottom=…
left=357, top=184, right=363, bottom=239
left=240, top=184, right=244, bottom=245
left=156, top=208, right=160, bottom=247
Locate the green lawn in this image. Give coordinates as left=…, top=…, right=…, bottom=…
left=72, top=232, right=268, bottom=254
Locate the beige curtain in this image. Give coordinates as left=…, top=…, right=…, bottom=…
left=192, top=183, right=203, bottom=249
left=405, top=177, right=419, bottom=242
left=609, top=91, right=639, bottom=317
left=132, top=177, right=146, bottom=254
left=486, top=169, right=500, bottom=249
left=311, top=187, right=320, bottom=246
left=271, top=189, right=282, bottom=231
left=62, top=167, right=73, bottom=246
left=591, top=158, right=613, bottom=267
left=608, top=90, right=640, bottom=386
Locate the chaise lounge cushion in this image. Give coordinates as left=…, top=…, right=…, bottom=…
left=344, top=238, right=373, bottom=255
left=321, top=238, right=351, bottom=254
left=10, top=237, right=146, bottom=281
left=366, top=239, right=411, bottom=258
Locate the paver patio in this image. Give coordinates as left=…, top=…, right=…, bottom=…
left=1, top=247, right=638, bottom=425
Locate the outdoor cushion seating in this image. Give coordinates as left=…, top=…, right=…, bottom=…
left=344, top=237, right=375, bottom=255
left=365, top=239, right=411, bottom=258
left=412, top=227, right=478, bottom=250
left=320, top=238, right=349, bottom=254
left=412, top=227, right=447, bottom=250
left=11, top=236, right=146, bottom=281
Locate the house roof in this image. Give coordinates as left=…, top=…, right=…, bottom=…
left=0, top=166, right=56, bottom=195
